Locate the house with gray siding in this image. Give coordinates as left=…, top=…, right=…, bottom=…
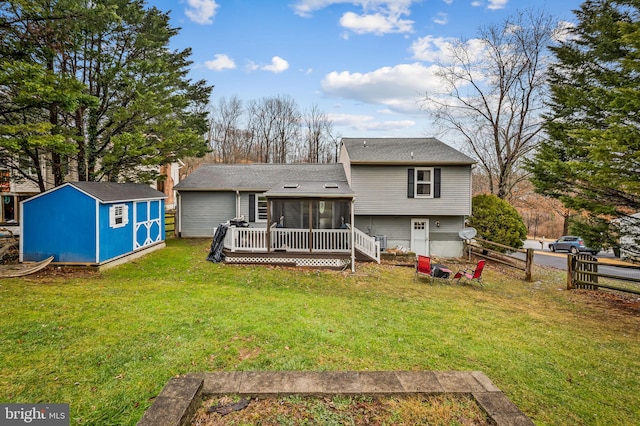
left=340, top=137, right=475, bottom=258
left=174, top=137, right=474, bottom=266
left=174, top=164, right=350, bottom=237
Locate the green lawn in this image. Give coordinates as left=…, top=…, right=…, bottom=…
left=1, top=238, right=638, bottom=425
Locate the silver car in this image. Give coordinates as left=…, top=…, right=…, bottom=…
left=548, top=236, right=598, bottom=255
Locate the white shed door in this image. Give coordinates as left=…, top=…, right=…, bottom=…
left=411, top=218, right=429, bottom=256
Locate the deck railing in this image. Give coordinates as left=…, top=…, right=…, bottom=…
left=224, top=227, right=350, bottom=253
left=353, top=226, right=380, bottom=263
left=223, top=226, right=380, bottom=263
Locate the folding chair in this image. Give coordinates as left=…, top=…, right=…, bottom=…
left=415, top=255, right=452, bottom=283
left=415, top=255, right=432, bottom=281
left=453, top=260, right=486, bottom=287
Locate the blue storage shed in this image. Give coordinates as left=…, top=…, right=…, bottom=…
left=20, top=182, right=167, bottom=266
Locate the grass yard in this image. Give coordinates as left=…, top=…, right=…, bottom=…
left=0, top=238, right=639, bottom=425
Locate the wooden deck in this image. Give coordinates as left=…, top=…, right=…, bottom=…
left=223, top=226, right=380, bottom=264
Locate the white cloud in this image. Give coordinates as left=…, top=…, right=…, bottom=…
left=553, top=20, right=577, bottom=43
left=261, top=56, right=289, bottom=73
left=470, top=0, right=508, bottom=10
left=340, top=11, right=413, bottom=35
left=410, top=35, right=486, bottom=64
left=442, top=0, right=453, bottom=4
left=487, top=0, right=508, bottom=10
left=321, top=63, right=445, bottom=114
left=204, top=54, right=236, bottom=71
left=184, top=0, right=219, bottom=25
left=432, top=12, right=448, bottom=25
left=328, top=113, right=416, bottom=132
left=246, top=61, right=260, bottom=72
left=291, top=0, right=416, bottom=35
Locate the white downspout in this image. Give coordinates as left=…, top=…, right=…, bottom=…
left=351, top=198, right=355, bottom=272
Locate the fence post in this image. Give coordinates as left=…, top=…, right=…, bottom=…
left=525, top=248, right=534, bottom=282
left=567, top=254, right=574, bottom=290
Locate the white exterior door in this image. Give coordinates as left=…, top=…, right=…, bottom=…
left=411, top=218, right=429, bottom=256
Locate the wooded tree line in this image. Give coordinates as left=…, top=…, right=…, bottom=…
left=0, top=0, right=212, bottom=191
left=206, top=95, right=338, bottom=165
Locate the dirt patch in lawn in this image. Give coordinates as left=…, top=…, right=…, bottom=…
left=571, top=289, right=640, bottom=317
left=191, top=394, right=490, bottom=426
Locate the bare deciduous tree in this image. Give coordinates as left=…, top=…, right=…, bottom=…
left=422, top=8, right=556, bottom=199
left=302, top=103, right=333, bottom=163
left=248, top=95, right=300, bottom=163
left=208, top=95, right=244, bottom=163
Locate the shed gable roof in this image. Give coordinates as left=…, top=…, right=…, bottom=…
left=341, top=137, right=475, bottom=165
left=69, top=182, right=166, bottom=202
left=175, top=164, right=348, bottom=191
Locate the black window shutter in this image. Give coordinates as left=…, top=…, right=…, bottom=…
left=434, top=168, right=441, bottom=198
left=249, top=194, right=255, bottom=222
left=407, top=168, right=414, bottom=198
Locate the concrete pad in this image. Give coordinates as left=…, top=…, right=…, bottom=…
left=239, top=371, right=286, bottom=394
left=471, top=371, right=501, bottom=392
left=490, top=413, right=536, bottom=426
left=137, top=376, right=202, bottom=426
left=435, top=371, right=486, bottom=393
left=473, top=392, right=524, bottom=416
left=239, top=371, right=323, bottom=395
left=322, top=371, right=363, bottom=393
left=139, top=371, right=534, bottom=426
left=153, top=375, right=202, bottom=400
left=137, top=396, right=186, bottom=426
left=357, top=371, right=404, bottom=393
left=202, top=372, right=242, bottom=394
left=395, top=371, right=444, bottom=393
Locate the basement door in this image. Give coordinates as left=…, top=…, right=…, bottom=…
left=411, top=218, right=429, bottom=256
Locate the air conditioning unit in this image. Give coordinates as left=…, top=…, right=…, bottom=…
left=374, top=235, right=387, bottom=251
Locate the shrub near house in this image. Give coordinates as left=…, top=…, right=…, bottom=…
left=467, top=194, right=527, bottom=251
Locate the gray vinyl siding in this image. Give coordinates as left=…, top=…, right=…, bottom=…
left=179, top=191, right=235, bottom=237
left=355, top=216, right=464, bottom=241
left=350, top=165, right=471, bottom=216
left=355, top=215, right=465, bottom=252
left=239, top=193, right=250, bottom=221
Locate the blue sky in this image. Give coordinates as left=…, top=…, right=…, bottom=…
left=147, top=0, right=584, bottom=143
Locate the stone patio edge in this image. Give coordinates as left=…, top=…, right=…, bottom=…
left=137, top=371, right=533, bottom=426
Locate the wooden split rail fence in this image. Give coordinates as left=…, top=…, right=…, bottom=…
left=464, top=238, right=534, bottom=282
left=567, top=253, right=640, bottom=295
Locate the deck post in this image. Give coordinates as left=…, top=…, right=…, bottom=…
left=266, top=199, right=271, bottom=252
left=308, top=200, right=313, bottom=253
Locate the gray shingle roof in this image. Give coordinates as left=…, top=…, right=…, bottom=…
left=70, top=182, right=166, bottom=202
left=174, top=164, right=348, bottom=191
left=341, top=137, right=476, bottom=165
left=264, top=180, right=354, bottom=198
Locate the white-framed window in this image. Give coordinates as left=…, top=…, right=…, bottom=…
left=256, top=195, right=268, bottom=222
left=109, top=204, right=129, bottom=228
left=18, top=156, right=37, bottom=177
left=415, top=167, right=433, bottom=198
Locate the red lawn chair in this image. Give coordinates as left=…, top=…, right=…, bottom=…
left=453, top=260, right=486, bottom=287
left=415, top=255, right=452, bottom=283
